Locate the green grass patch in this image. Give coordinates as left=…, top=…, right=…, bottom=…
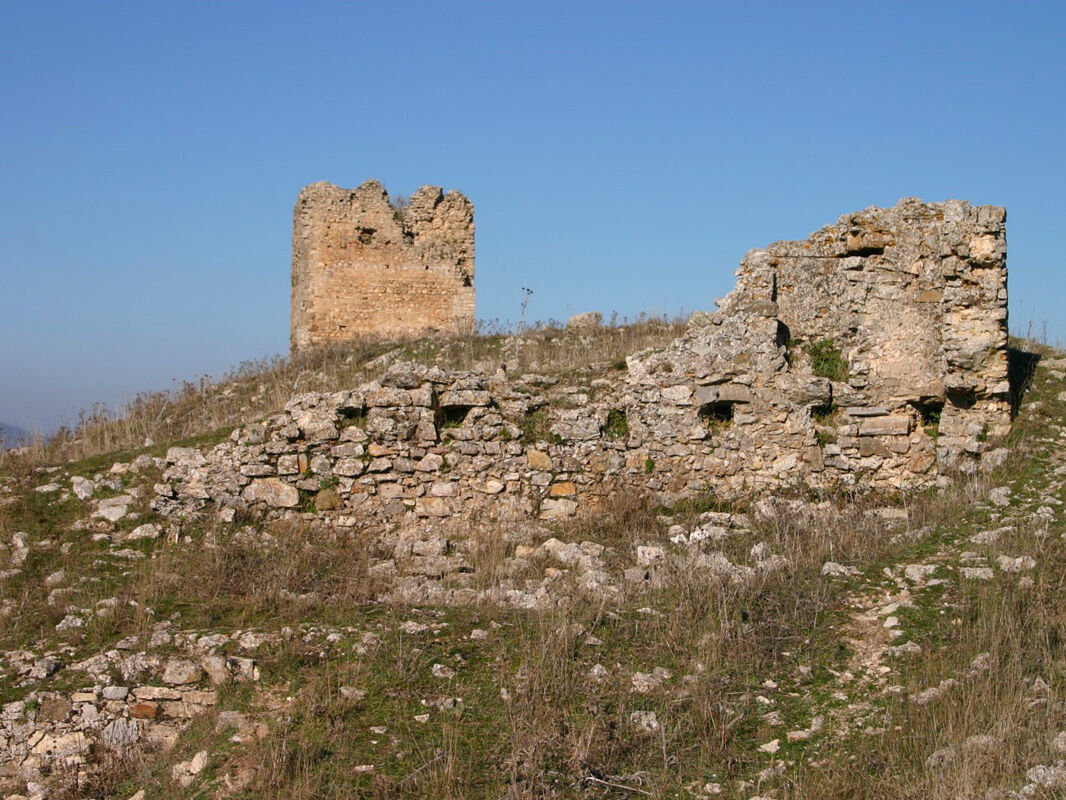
left=806, top=339, right=849, bottom=382
left=601, top=408, right=628, bottom=439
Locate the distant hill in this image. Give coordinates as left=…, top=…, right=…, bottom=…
left=0, top=422, right=32, bottom=449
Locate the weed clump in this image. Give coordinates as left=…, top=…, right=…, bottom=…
left=519, top=408, right=562, bottom=445
left=602, top=408, right=628, bottom=439
left=806, top=339, right=849, bottom=381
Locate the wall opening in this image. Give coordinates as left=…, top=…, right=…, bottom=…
left=440, top=405, right=471, bottom=428
left=844, top=242, right=885, bottom=257
left=1007, top=347, right=1041, bottom=418
left=811, top=400, right=836, bottom=421
left=946, top=388, right=976, bottom=410
left=338, top=406, right=367, bottom=428
left=699, top=401, right=734, bottom=430
left=910, top=399, right=944, bottom=425
left=911, top=399, right=944, bottom=438
left=776, top=320, right=791, bottom=349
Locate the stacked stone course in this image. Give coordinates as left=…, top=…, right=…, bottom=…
left=290, top=179, right=475, bottom=352
left=0, top=648, right=258, bottom=787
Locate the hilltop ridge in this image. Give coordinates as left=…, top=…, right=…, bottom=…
left=1, top=199, right=1064, bottom=800
left=0, top=324, right=1061, bottom=799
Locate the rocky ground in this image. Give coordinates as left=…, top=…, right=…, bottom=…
left=0, top=348, right=1064, bottom=799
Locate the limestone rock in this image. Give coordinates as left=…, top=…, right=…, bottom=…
left=988, top=486, right=1012, bottom=507
left=242, top=478, right=299, bottom=508
left=996, top=554, right=1036, bottom=573
left=126, top=523, right=161, bottom=541
left=71, top=476, right=95, bottom=500
left=162, top=658, right=204, bottom=686
left=101, top=718, right=140, bottom=751
left=821, top=561, right=860, bottom=579
left=172, top=750, right=209, bottom=788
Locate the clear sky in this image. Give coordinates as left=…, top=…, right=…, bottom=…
left=2, top=1, right=1064, bottom=433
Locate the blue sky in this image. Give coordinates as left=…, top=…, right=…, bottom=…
left=2, top=1, right=1064, bottom=433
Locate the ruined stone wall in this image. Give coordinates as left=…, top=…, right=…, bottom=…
left=164, top=199, right=1011, bottom=546
left=290, top=180, right=475, bottom=352
left=723, top=197, right=1011, bottom=467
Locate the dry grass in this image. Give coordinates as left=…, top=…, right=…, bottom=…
left=792, top=574, right=1066, bottom=799
left=9, top=466, right=1052, bottom=798
left=121, top=519, right=384, bottom=632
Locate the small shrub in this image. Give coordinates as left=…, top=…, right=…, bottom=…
left=602, top=409, right=628, bottom=439
left=912, top=400, right=943, bottom=438
left=812, top=401, right=837, bottom=423
left=806, top=339, right=849, bottom=381
left=644, top=456, right=656, bottom=473
left=440, top=406, right=469, bottom=429
left=520, top=409, right=562, bottom=445
left=389, top=192, right=410, bottom=222
left=661, top=491, right=723, bottom=517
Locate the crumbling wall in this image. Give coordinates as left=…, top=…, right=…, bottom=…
left=290, top=179, right=475, bottom=352
left=721, top=197, right=1010, bottom=471
left=164, top=198, right=1011, bottom=540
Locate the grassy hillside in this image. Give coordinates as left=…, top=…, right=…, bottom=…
left=1, top=323, right=1064, bottom=800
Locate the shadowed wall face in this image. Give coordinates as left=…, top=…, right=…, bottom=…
left=291, top=179, right=475, bottom=352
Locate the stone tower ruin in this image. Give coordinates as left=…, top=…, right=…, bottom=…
left=290, top=179, right=475, bottom=352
